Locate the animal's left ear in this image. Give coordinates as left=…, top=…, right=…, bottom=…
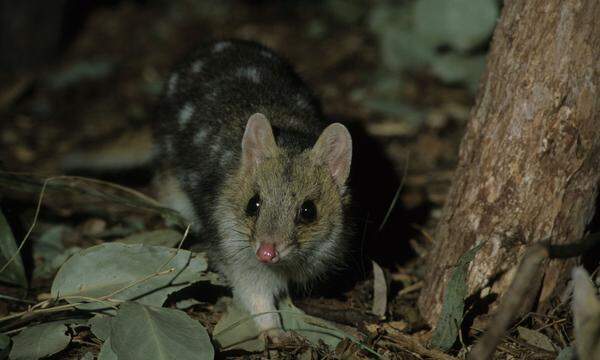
left=312, top=123, right=352, bottom=189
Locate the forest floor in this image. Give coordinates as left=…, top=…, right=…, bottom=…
left=0, top=1, right=570, bottom=359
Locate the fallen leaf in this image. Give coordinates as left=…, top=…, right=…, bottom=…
left=371, top=261, right=387, bottom=318
left=430, top=242, right=483, bottom=351
left=9, top=321, right=71, bottom=360
left=0, top=210, right=27, bottom=287
left=213, top=296, right=346, bottom=352
left=51, top=243, right=211, bottom=310
left=110, top=302, right=214, bottom=360
left=98, top=337, right=117, bottom=360
left=89, top=314, right=112, bottom=341
left=517, top=326, right=557, bottom=352
left=116, top=229, right=182, bottom=247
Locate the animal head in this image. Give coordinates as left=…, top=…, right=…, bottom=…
left=217, top=113, right=352, bottom=280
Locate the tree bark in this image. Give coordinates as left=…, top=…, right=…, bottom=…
left=418, top=0, right=600, bottom=326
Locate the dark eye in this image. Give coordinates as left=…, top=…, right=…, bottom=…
left=246, top=194, right=261, bottom=216
left=299, top=200, right=317, bottom=223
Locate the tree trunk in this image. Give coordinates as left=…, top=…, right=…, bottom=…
left=418, top=0, right=600, bottom=326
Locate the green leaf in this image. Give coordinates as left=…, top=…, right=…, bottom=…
left=51, top=243, right=210, bottom=310
left=0, top=333, right=11, bottom=359
left=46, top=60, right=114, bottom=89
left=110, top=302, right=214, bottom=360
left=0, top=210, right=27, bottom=287
left=325, top=0, right=364, bottom=24
left=214, top=296, right=344, bottom=352
left=32, top=225, right=79, bottom=279
left=98, top=337, right=117, bottom=360
left=368, top=2, right=412, bottom=35
left=430, top=242, right=483, bottom=351
left=380, top=29, right=436, bottom=72
left=279, top=297, right=344, bottom=349
left=415, top=0, right=498, bottom=51
left=0, top=172, right=188, bottom=229
left=116, top=229, right=182, bottom=247
left=363, top=99, right=425, bottom=128
left=213, top=299, right=265, bottom=352
left=517, top=326, right=558, bottom=352
left=89, top=314, right=112, bottom=341
left=557, top=346, right=575, bottom=360
left=430, top=54, right=486, bottom=90
left=9, top=321, right=71, bottom=360
left=369, top=1, right=439, bottom=72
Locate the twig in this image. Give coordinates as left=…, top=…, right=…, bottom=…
left=295, top=303, right=379, bottom=326
left=156, top=223, right=191, bottom=273
left=380, top=334, right=457, bottom=360
left=0, top=294, right=36, bottom=304
left=468, top=232, right=600, bottom=360
left=99, top=267, right=175, bottom=300
left=0, top=177, right=50, bottom=274
left=396, top=281, right=423, bottom=298
left=0, top=301, right=87, bottom=325
left=0, top=172, right=161, bottom=207
left=0, top=171, right=187, bottom=227
left=214, top=309, right=383, bottom=359
left=469, top=244, right=547, bottom=360
left=0, top=266, right=175, bottom=329
left=378, top=152, right=409, bottom=232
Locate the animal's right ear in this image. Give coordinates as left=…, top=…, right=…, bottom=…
left=241, top=113, right=277, bottom=169
left=311, top=123, right=352, bottom=189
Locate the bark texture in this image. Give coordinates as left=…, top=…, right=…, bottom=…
left=418, top=0, right=600, bottom=325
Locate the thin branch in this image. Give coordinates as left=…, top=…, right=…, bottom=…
left=0, top=177, right=50, bottom=274
left=378, top=152, right=410, bottom=232
left=468, top=232, right=600, bottom=360
left=0, top=294, right=36, bottom=304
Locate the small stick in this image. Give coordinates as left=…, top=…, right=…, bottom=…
left=468, top=232, right=600, bottom=360
left=295, top=303, right=379, bottom=326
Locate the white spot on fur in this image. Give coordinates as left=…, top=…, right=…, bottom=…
left=184, top=171, right=202, bottom=186
left=236, top=67, right=261, bottom=83
left=213, top=41, right=231, bottom=53
left=178, top=103, right=194, bottom=128
left=164, top=136, right=174, bottom=156
left=205, top=90, right=217, bottom=101
left=154, top=171, right=199, bottom=232
left=260, top=50, right=274, bottom=59
left=296, top=95, right=309, bottom=109
left=210, top=143, right=221, bottom=154
left=191, top=60, right=204, bottom=73
left=220, top=150, right=233, bottom=166
left=194, top=129, right=208, bottom=145
left=167, top=74, right=178, bottom=97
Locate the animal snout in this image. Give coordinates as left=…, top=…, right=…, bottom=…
left=256, top=242, right=280, bottom=264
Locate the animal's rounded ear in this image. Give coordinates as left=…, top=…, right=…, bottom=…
left=312, top=123, right=352, bottom=189
left=241, top=113, right=277, bottom=168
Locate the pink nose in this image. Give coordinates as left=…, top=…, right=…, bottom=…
left=256, top=243, right=279, bottom=263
